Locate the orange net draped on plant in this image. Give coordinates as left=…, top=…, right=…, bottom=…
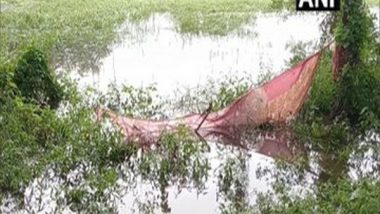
left=96, top=48, right=328, bottom=146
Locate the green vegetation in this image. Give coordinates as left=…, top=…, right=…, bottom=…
left=1, top=0, right=377, bottom=70
left=1, top=0, right=380, bottom=213
left=1, top=0, right=131, bottom=71
left=0, top=0, right=272, bottom=71
left=366, top=0, right=380, bottom=6
left=335, top=0, right=380, bottom=125
left=127, top=0, right=272, bottom=35
left=0, top=70, right=210, bottom=211
left=256, top=179, right=380, bottom=213
left=14, top=46, right=63, bottom=108
left=256, top=0, right=380, bottom=212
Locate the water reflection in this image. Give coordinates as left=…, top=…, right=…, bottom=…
left=72, top=12, right=322, bottom=97
left=68, top=9, right=379, bottom=96
left=9, top=9, right=379, bottom=214
left=140, top=131, right=379, bottom=213
left=63, top=12, right=328, bottom=213
left=54, top=43, right=110, bottom=74
left=254, top=129, right=305, bottom=162
left=116, top=129, right=306, bottom=213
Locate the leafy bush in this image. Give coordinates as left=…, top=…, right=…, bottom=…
left=300, top=51, right=337, bottom=121
left=333, top=0, right=380, bottom=125
left=0, top=64, right=18, bottom=103
left=256, top=179, right=380, bottom=213
left=13, top=46, right=63, bottom=108
left=338, top=64, right=380, bottom=125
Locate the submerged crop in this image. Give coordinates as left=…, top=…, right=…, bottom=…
left=1, top=0, right=380, bottom=213
left=0, top=0, right=271, bottom=72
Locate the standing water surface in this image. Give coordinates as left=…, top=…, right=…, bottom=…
left=66, top=9, right=379, bottom=213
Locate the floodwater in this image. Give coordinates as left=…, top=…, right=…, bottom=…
left=86, top=12, right=323, bottom=213
left=118, top=132, right=311, bottom=214
left=70, top=10, right=380, bottom=214
left=72, top=12, right=323, bottom=97
left=17, top=9, right=380, bottom=214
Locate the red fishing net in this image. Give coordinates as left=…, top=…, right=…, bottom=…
left=96, top=49, right=324, bottom=147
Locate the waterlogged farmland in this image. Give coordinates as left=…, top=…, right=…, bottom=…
left=75, top=12, right=322, bottom=96
left=0, top=0, right=273, bottom=68
left=1, top=0, right=380, bottom=213
left=1, top=0, right=377, bottom=69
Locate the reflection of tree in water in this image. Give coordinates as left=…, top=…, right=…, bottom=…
left=50, top=20, right=155, bottom=75
left=8, top=126, right=380, bottom=213
left=50, top=21, right=135, bottom=74
left=217, top=152, right=251, bottom=213
left=255, top=130, right=380, bottom=212
left=317, top=149, right=350, bottom=184
left=52, top=40, right=111, bottom=74
left=128, top=128, right=211, bottom=213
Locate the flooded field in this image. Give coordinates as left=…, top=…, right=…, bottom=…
left=68, top=9, right=379, bottom=213
left=1, top=0, right=380, bottom=213
left=72, top=12, right=322, bottom=97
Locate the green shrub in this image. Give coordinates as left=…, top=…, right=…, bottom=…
left=300, top=51, right=337, bottom=121
left=0, top=64, right=18, bottom=103
left=338, top=64, right=380, bottom=124
left=256, top=179, right=380, bottom=213
left=334, top=0, right=380, bottom=124
left=13, top=46, right=63, bottom=108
